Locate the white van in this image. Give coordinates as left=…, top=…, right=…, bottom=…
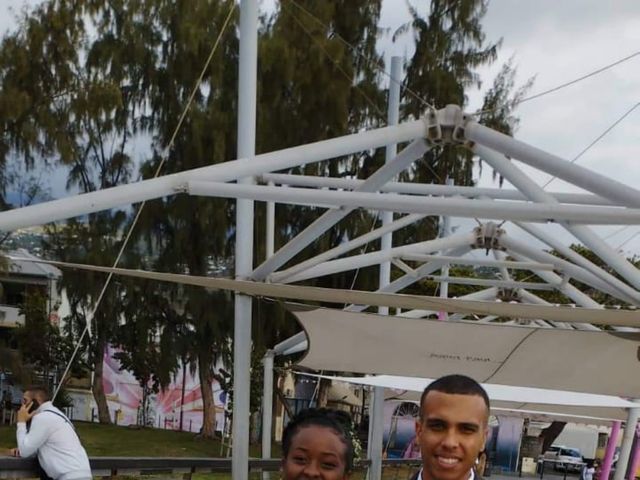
left=543, top=445, right=584, bottom=472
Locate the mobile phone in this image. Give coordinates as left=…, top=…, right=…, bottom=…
left=27, top=400, right=39, bottom=413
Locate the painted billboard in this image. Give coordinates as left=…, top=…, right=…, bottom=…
left=68, top=345, right=227, bottom=433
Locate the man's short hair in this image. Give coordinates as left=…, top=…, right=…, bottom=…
left=419, top=374, right=490, bottom=417
left=25, top=386, right=50, bottom=402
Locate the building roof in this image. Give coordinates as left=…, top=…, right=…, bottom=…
left=4, top=249, right=62, bottom=279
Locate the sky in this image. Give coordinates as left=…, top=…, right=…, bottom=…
left=2, top=0, right=640, bottom=255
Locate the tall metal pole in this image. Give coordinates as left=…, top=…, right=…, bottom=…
left=266, top=183, right=275, bottom=258
left=627, top=423, right=640, bottom=480
left=614, top=403, right=640, bottom=480
left=369, top=56, right=402, bottom=480
left=233, top=1, right=258, bottom=479
left=601, top=421, right=622, bottom=480
left=438, top=178, right=453, bottom=320
left=261, top=350, right=275, bottom=480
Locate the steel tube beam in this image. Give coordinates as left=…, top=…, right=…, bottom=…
left=270, top=214, right=425, bottom=283
left=261, top=350, right=274, bottom=480
left=376, top=55, right=402, bottom=320
left=187, top=181, right=640, bottom=225
left=516, top=289, right=573, bottom=330
left=493, top=250, right=512, bottom=289
left=250, top=139, right=430, bottom=280
left=438, top=178, right=453, bottom=320
left=345, top=246, right=472, bottom=312
left=369, top=386, right=385, bottom=480
left=478, top=316, right=499, bottom=323
left=402, top=253, right=555, bottom=271
left=501, top=231, right=640, bottom=305
left=261, top=173, right=613, bottom=206
left=399, top=287, right=499, bottom=319
left=613, top=404, right=640, bottom=480
left=0, top=123, right=427, bottom=232
left=266, top=182, right=275, bottom=258
left=507, top=252, right=601, bottom=331
left=281, top=233, right=476, bottom=284
left=475, top=144, right=640, bottom=290
left=508, top=252, right=600, bottom=307
left=466, top=121, right=640, bottom=208
left=370, top=58, right=401, bottom=480
left=233, top=2, right=258, bottom=478
left=514, top=222, right=640, bottom=305
left=425, top=275, right=555, bottom=291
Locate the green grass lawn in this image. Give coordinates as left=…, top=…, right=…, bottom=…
left=0, top=422, right=415, bottom=480
left=0, top=421, right=275, bottom=458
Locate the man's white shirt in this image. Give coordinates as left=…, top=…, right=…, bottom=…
left=16, top=401, right=91, bottom=480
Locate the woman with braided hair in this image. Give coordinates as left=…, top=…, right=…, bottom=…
left=281, top=408, right=355, bottom=480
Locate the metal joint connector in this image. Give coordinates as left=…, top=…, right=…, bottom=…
left=473, top=222, right=505, bottom=252
left=423, top=104, right=468, bottom=146
left=174, top=183, right=189, bottom=194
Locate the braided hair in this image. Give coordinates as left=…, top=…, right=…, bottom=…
left=282, top=408, right=355, bottom=472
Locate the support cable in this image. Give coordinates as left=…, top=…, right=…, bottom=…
left=542, top=102, right=640, bottom=188
left=512, top=51, right=640, bottom=107
left=472, top=51, right=640, bottom=118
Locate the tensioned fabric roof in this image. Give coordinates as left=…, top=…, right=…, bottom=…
left=13, top=257, right=640, bottom=409
left=308, top=374, right=635, bottom=424
left=293, top=307, right=640, bottom=399
left=299, top=372, right=637, bottom=423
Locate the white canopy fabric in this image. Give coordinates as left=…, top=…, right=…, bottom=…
left=293, top=307, right=640, bottom=399
left=299, top=372, right=637, bottom=423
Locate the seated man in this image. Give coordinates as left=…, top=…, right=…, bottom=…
left=413, top=374, right=490, bottom=480
left=13, top=386, right=91, bottom=480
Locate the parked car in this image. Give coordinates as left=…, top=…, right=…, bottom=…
left=543, top=445, right=584, bottom=472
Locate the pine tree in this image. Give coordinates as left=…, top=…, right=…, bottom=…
left=394, top=0, right=529, bottom=246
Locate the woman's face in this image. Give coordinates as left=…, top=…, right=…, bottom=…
left=282, top=425, right=349, bottom=480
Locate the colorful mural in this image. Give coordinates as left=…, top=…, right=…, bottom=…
left=493, top=415, right=524, bottom=472
left=69, top=345, right=227, bottom=432
left=383, top=400, right=421, bottom=459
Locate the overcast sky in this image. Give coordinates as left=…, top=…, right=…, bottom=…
left=2, top=0, right=640, bottom=255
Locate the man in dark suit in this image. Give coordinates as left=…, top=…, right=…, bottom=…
left=411, top=375, right=490, bottom=480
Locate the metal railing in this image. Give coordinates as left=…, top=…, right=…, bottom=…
left=0, top=456, right=422, bottom=479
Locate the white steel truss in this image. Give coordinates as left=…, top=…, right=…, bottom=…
left=2, top=95, right=640, bottom=480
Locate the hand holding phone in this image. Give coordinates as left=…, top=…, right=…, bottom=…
left=28, top=400, right=39, bottom=414
left=17, top=400, right=37, bottom=423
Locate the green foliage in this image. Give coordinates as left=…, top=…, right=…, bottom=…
left=12, top=291, right=83, bottom=387
left=52, top=386, right=74, bottom=410
left=255, top=0, right=385, bottom=275
left=397, top=0, right=499, bottom=185
left=1, top=0, right=529, bottom=437
left=392, top=0, right=531, bottom=243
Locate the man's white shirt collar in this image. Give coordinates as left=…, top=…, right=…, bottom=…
left=417, top=468, right=475, bottom=480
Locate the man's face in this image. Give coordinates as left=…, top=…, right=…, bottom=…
left=22, top=391, right=34, bottom=406
left=416, top=391, right=489, bottom=480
